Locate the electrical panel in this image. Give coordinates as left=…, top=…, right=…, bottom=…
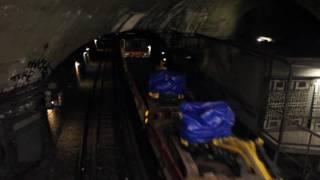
left=264, top=79, right=314, bottom=129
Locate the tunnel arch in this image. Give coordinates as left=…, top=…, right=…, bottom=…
left=1, top=1, right=320, bottom=178
left=233, top=0, right=320, bottom=56
left=0, top=0, right=263, bottom=92
left=0, top=0, right=320, bottom=92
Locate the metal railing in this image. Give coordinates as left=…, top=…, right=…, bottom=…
left=262, top=77, right=320, bottom=178
left=168, top=31, right=320, bottom=178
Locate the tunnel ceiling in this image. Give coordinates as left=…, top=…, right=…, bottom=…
left=296, top=0, right=320, bottom=19
left=233, top=0, right=320, bottom=57
left=0, top=0, right=319, bottom=92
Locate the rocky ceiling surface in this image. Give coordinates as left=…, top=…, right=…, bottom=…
left=296, top=0, right=320, bottom=19
left=0, top=0, right=316, bottom=92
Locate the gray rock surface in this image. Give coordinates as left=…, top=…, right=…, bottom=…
left=0, top=0, right=317, bottom=90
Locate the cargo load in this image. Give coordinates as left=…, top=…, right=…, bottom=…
left=122, top=57, right=281, bottom=180
left=148, top=70, right=186, bottom=99
left=179, top=101, right=235, bottom=144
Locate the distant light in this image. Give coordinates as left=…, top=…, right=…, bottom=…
left=86, top=47, right=90, bottom=51
left=75, top=61, right=81, bottom=82
left=51, top=101, right=55, bottom=105
left=314, top=79, right=320, bottom=85
left=147, top=45, right=151, bottom=54
left=315, top=79, right=320, bottom=93
left=162, top=58, right=167, bottom=62
left=185, top=56, right=192, bottom=60
left=144, top=118, right=149, bottom=124
left=145, top=110, right=149, bottom=117
left=161, top=51, right=165, bottom=55
left=83, top=52, right=88, bottom=63
left=257, top=36, right=273, bottom=43
left=75, top=61, right=80, bottom=68
left=94, top=39, right=98, bottom=45
left=124, top=52, right=130, bottom=57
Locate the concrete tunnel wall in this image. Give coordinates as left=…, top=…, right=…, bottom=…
left=195, top=41, right=268, bottom=133
left=0, top=0, right=319, bottom=176
left=0, top=0, right=317, bottom=149
left=0, top=0, right=263, bottom=174
left=0, top=0, right=261, bottom=92
left=168, top=35, right=268, bottom=133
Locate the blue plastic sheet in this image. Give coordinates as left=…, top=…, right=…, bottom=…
left=148, top=70, right=186, bottom=95
left=179, top=101, right=235, bottom=143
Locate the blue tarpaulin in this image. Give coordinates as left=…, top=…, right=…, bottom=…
left=179, top=101, right=235, bottom=143
left=148, top=70, right=186, bottom=95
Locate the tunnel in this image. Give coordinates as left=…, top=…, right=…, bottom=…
left=1, top=0, right=320, bottom=179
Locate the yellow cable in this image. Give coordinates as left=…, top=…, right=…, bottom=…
left=212, top=136, right=273, bottom=180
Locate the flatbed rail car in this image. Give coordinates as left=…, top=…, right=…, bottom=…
left=122, top=58, right=192, bottom=124
left=121, top=58, right=281, bottom=180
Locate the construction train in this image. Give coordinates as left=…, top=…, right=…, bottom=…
left=119, top=36, right=282, bottom=180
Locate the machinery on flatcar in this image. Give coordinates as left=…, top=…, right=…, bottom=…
left=120, top=51, right=282, bottom=180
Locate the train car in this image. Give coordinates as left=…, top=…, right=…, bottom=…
left=120, top=37, right=151, bottom=59
left=121, top=56, right=281, bottom=180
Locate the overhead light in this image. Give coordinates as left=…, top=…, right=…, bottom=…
left=314, top=79, right=320, bottom=85
left=256, top=36, right=273, bottom=43
left=161, top=51, right=165, bottom=55
left=86, top=47, right=90, bottom=51
left=162, top=58, right=167, bottom=62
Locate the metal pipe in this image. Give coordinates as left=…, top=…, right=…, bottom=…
left=308, top=85, right=316, bottom=129
left=274, top=64, right=293, bottom=162
left=259, top=60, right=273, bottom=130
left=280, top=141, right=320, bottom=148
left=303, top=133, right=313, bottom=177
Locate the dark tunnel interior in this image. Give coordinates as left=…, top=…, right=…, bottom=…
left=1, top=1, right=320, bottom=180
left=234, top=0, right=320, bottom=56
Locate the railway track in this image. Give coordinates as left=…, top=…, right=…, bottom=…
left=76, top=59, right=148, bottom=180
left=76, top=61, right=126, bottom=180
